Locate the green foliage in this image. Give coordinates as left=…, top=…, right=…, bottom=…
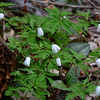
left=66, top=66, right=80, bottom=85
left=42, top=7, right=80, bottom=35
left=5, top=63, right=54, bottom=100
left=86, top=47, right=100, bottom=63
left=66, top=78, right=97, bottom=100
left=0, top=2, right=15, bottom=7
left=0, top=2, right=15, bottom=13
left=75, top=10, right=99, bottom=31
left=67, top=42, right=90, bottom=57
left=51, top=80, right=68, bottom=90
left=4, top=6, right=99, bottom=100
left=51, top=70, right=96, bottom=100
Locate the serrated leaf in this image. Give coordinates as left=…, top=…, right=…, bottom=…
left=41, top=59, right=49, bottom=66
left=30, top=18, right=34, bottom=28
left=10, top=71, right=20, bottom=76
left=46, top=76, right=54, bottom=84
left=65, top=93, right=75, bottom=100
left=80, top=91, right=86, bottom=99
left=0, top=2, right=15, bottom=7
left=77, top=19, right=85, bottom=22
left=83, top=78, right=89, bottom=85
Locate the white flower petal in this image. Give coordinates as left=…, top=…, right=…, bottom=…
left=55, top=44, right=61, bottom=50
left=24, top=57, right=31, bottom=66
left=0, top=13, right=4, bottom=20
left=56, top=58, right=61, bottom=66
left=61, top=16, right=68, bottom=20
left=52, top=44, right=61, bottom=53
left=63, top=16, right=66, bottom=18
left=37, top=27, right=44, bottom=36
left=97, top=24, right=100, bottom=32
left=52, top=45, right=58, bottom=53
left=95, top=58, right=100, bottom=68
left=95, top=86, right=100, bottom=96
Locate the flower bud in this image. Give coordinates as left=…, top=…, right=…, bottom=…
left=61, top=16, right=68, bottom=20
left=0, top=13, right=4, bottom=20
left=95, top=58, right=100, bottom=68
left=24, top=57, right=31, bottom=66
left=56, top=58, right=61, bottom=66
left=95, top=86, right=100, bottom=96
left=97, top=24, right=100, bottom=32
left=52, top=44, right=61, bottom=53
left=37, top=27, right=44, bottom=36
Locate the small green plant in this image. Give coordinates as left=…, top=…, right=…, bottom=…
left=65, top=78, right=97, bottom=100
left=75, top=10, right=99, bottom=31
left=51, top=67, right=97, bottom=100
left=86, top=47, right=100, bottom=63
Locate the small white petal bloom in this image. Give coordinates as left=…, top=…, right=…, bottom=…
left=0, top=13, right=4, bottom=20
left=63, top=16, right=67, bottom=19
left=95, top=58, right=100, bottom=68
left=61, top=16, right=68, bottom=20
left=97, top=24, right=100, bottom=32
left=52, top=44, right=61, bottom=53
left=95, top=86, right=100, bottom=96
left=37, top=27, right=44, bottom=36
left=24, top=57, right=31, bottom=66
left=56, top=58, right=61, bottom=66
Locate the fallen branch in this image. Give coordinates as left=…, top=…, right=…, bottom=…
left=36, top=1, right=100, bottom=10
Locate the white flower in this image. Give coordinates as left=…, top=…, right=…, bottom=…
left=0, top=13, right=4, bottom=20
left=52, top=44, right=61, bottom=53
left=95, top=86, right=100, bottom=96
left=61, top=16, right=68, bottom=20
left=56, top=58, right=61, bottom=66
left=95, top=58, right=100, bottom=68
left=37, top=27, right=44, bottom=36
left=97, top=24, right=100, bottom=32
left=24, top=57, right=31, bottom=66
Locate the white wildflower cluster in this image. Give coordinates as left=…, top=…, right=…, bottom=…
left=24, top=28, right=62, bottom=67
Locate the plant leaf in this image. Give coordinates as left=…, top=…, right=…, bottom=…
left=51, top=80, right=68, bottom=90
left=67, top=42, right=90, bottom=57
left=66, top=66, right=80, bottom=85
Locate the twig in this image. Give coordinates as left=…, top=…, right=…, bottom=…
left=88, top=0, right=97, bottom=7
left=88, top=0, right=100, bottom=10
left=77, top=0, right=82, bottom=5
left=35, top=1, right=94, bottom=9
left=71, top=0, right=76, bottom=5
